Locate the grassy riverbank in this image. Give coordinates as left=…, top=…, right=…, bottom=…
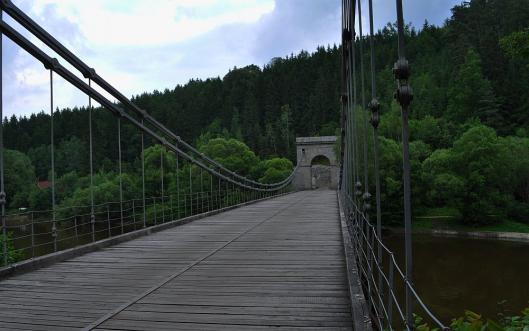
left=412, top=207, right=529, bottom=234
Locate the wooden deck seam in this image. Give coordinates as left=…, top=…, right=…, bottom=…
left=82, top=192, right=312, bottom=331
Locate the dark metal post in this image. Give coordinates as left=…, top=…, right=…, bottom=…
left=357, top=0, right=371, bottom=218
left=225, top=182, right=228, bottom=207
left=200, top=170, right=203, bottom=213
left=141, top=120, right=146, bottom=228
left=49, top=70, right=57, bottom=252
left=31, top=212, right=35, bottom=258
left=153, top=197, right=157, bottom=225
left=189, top=166, right=192, bottom=215
left=367, top=0, right=384, bottom=311
left=132, top=199, right=136, bottom=229
left=160, top=146, right=165, bottom=223
left=88, top=79, right=95, bottom=243
left=0, top=9, right=6, bottom=265
left=118, top=118, right=124, bottom=234
left=74, top=215, right=78, bottom=240
left=169, top=194, right=173, bottom=221
left=394, top=0, right=414, bottom=325
left=107, top=204, right=111, bottom=237
left=176, top=154, right=180, bottom=218
left=387, top=255, right=395, bottom=328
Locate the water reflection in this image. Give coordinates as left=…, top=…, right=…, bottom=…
left=384, top=233, right=529, bottom=323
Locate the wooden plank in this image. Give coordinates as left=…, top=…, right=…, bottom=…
left=0, top=191, right=360, bottom=330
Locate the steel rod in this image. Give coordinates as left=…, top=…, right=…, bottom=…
left=0, top=9, right=6, bottom=266
left=49, top=70, right=57, bottom=252
left=141, top=119, right=146, bottom=228
left=118, top=118, right=124, bottom=234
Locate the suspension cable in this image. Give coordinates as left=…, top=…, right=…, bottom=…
left=118, top=117, right=124, bottom=234
left=141, top=119, right=146, bottom=228
left=367, top=0, right=384, bottom=326
left=48, top=69, right=57, bottom=252
left=0, top=8, right=6, bottom=266
left=394, top=0, right=414, bottom=327
left=357, top=0, right=371, bottom=216
left=88, top=78, right=95, bottom=242
left=0, top=1, right=292, bottom=191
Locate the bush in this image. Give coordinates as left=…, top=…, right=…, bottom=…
left=0, top=233, right=23, bottom=266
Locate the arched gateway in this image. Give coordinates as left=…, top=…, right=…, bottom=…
left=293, top=136, right=339, bottom=190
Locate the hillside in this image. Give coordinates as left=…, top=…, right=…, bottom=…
left=3, top=0, right=529, bottom=225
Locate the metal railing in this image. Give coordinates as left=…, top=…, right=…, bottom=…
left=339, top=0, right=449, bottom=329
left=2, top=187, right=290, bottom=267
left=0, top=1, right=299, bottom=268
left=339, top=192, right=448, bottom=330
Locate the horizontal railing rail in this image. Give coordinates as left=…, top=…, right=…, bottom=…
left=2, top=187, right=291, bottom=267
left=339, top=191, right=449, bottom=330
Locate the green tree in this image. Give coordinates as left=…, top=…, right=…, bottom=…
left=446, top=49, right=499, bottom=126
left=500, top=30, right=529, bottom=63
left=199, top=138, right=259, bottom=177
left=450, top=125, right=508, bottom=224
left=143, top=145, right=176, bottom=197
left=258, top=158, right=293, bottom=184
left=4, top=149, right=36, bottom=209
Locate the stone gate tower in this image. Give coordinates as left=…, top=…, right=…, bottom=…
left=293, top=136, right=339, bottom=190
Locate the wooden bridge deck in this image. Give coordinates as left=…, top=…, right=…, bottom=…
left=0, top=190, right=354, bottom=330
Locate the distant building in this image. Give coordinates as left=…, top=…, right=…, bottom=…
left=293, top=136, right=339, bottom=190
left=37, top=180, right=50, bottom=190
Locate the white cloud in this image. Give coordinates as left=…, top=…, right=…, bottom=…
left=29, top=0, right=275, bottom=47
left=2, top=0, right=460, bottom=119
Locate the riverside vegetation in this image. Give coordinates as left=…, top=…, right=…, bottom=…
left=0, top=0, right=528, bottom=324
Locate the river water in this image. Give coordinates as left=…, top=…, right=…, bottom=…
left=384, top=232, right=529, bottom=324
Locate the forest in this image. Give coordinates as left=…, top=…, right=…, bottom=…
left=2, top=0, right=529, bottom=227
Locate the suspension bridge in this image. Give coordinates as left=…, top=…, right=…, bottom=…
left=0, top=0, right=450, bottom=330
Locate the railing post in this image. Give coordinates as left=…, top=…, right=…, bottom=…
left=132, top=199, right=136, bottom=230
left=0, top=9, right=6, bottom=265
left=48, top=70, right=58, bottom=253
left=170, top=194, right=173, bottom=221
left=107, top=204, right=111, bottom=238
left=141, top=119, right=146, bottom=228
left=74, top=215, right=78, bottom=240
left=176, top=154, right=180, bottom=219
left=217, top=177, right=220, bottom=209
left=153, top=197, right=157, bottom=225
left=118, top=117, right=124, bottom=234
left=87, top=77, right=96, bottom=244
left=387, top=254, right=394, bottom=328
left=160, top=146, right=165, bottom=223
left=189, top=166, right=193, bottom=215
left=200, top=170, right=204, bottom=213
left=0, top=8, right=6, bottom=266
left=394, top=0, right=414, bottom=324
left=31, top=212, right=35, bottom=259
left=184, top=191, right=187, bottom=217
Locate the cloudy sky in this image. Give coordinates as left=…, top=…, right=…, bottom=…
left=2, top=0, right=461, bottom=118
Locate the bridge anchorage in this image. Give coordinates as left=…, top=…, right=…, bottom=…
left=293, top=136, right=339, bottom=190
left=0, top=0, right=452, bottom=330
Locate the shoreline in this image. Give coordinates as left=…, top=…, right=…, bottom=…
left=388, top=227, right=529, bottom=243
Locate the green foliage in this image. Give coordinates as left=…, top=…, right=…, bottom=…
left=447, top=49, right=498, bottom=126
left=0, top=233, right=24, bottom=266
left=450, top=308, right=529, bottom=331
left=4, top=149, right=36, bottom=209
left=199, top=138, right=259, bottom=177
left=258, top=158, right=293, bottom=184
left=414, top=308, right=529, bottom=331
left=143, top=145, right=175, bottom=196
left=500, top=31, right=529, bottom=62
left=3, top=0, right=529, bottom=230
